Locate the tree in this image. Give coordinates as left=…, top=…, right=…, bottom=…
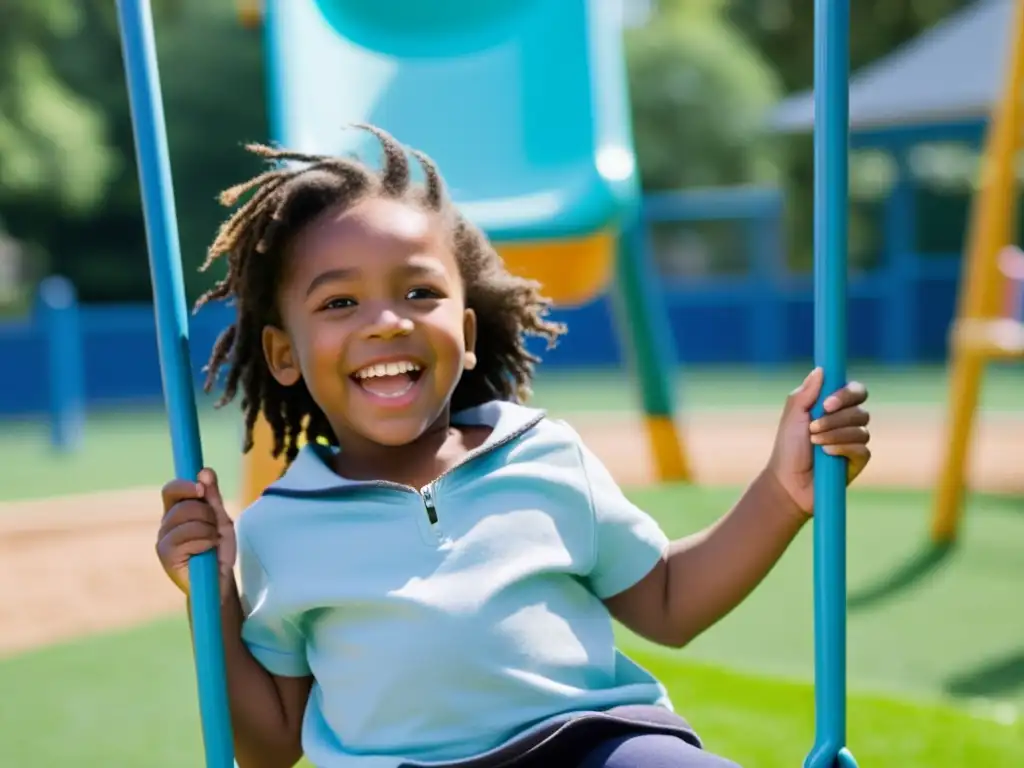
left=626, top=0, right=782, bottom=191
left=0, top=2, right=116, bottom=216
left=724, top=0, right=977, bottom=271
left=726, top=0, right=974, bottom=94
left=0, top=0, right=266, bottom=304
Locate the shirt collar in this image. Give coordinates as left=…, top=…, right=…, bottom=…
left=263, top=399, right=546, bottom=496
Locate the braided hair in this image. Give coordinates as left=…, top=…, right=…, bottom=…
left=194, top=125, right=565, bottom=463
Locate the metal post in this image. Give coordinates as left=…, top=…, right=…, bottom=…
left=114, top=2, right=235, bottom=766
left=804, top=1, right=857, bottom=766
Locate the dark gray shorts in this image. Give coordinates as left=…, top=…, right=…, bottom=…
left=398, top=705, right=720, bottom=768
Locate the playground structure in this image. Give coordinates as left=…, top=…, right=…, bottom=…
left=0, top=2, right=1022, bottom=767
left=770, top=0, right=1024, bottom=542
left=239, top=0, right=691, bottom=507
left=114, top=0, right=858, bottom=766
left=17, top=6, right=1024, bottom=435
left=35, top=276, right=84, bottom=453
left=931, top=0, right=1024, bottom=544
left=0, top=0, right=1019, bottom=765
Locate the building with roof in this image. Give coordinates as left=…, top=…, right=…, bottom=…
left=767, top=0, right=1016, bottom=363
left=770, top=0, right=1011, bottom=145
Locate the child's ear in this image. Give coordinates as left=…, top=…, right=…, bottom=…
left=463, top=308, right=478, bottom=371
left=262, top=325, right=301, bottom=386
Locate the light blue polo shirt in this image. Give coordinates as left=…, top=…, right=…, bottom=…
left=236, top=400, right=673, bottom=768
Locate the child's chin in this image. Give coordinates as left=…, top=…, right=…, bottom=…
left=356, top=417, right=433, bottom=448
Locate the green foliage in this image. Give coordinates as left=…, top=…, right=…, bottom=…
left=0, top=3, right=114, bottom=213
left=153, top=2, right=269, bottom=302
left=0, top=0, right=267, bottom=304
left=626, top=3, right=782, bottom=190
left=0, top=0, right=987, bottom=300
left=726, top=0, right=975, bottom=92
left=725, top=0, right=978, bottom=271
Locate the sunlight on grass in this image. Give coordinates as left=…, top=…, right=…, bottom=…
left=0, top=618, right=1018, bottom=768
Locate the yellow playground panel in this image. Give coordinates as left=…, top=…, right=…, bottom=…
left=496, top=230, right=615, bottom=309
left=932, top=0, right=1024, bottom=543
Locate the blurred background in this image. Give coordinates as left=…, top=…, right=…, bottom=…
left=0, top=0, right=1000, bottom=356
left=0, top=1, right=1021, bottom=767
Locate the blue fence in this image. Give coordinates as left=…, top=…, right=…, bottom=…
left=0, top=187, right=962, bottom=417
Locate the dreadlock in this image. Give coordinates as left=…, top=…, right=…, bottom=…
left=194, top=124, right=566, bottom=464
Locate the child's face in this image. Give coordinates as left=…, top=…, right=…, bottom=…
left=263, top=196, right=477, bottom=448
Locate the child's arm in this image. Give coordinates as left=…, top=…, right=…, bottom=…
left=188, top=585, right=312, bottom=768
left=591, top=369, right=870, bottom=648
left=604, top=469, right=804, bottom=648
left=159, top=471, right=310, bottom=768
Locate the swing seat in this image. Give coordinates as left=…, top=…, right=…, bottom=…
left=265, top=0, right=639, bottom=304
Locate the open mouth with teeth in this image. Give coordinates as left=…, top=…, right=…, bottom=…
left=351, top=359, right=425, bottom=400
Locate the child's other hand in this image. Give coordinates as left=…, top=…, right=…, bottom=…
left=767, top=367, right=871, bottom=515
left=157, top=468, right=236, bottom=599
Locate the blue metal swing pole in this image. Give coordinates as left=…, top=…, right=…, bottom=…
left=803, top=1, right=856, bottom=767
left=114, top=2, right=235, bottom=766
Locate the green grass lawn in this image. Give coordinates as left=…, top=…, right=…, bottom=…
left=0, top=484, right=1021, bottom=766
left=623, top=486, right=1024, bottom=710
left=1, top=364, right=1020, bottom=764
left=0, top=618, right=1019, bottom=768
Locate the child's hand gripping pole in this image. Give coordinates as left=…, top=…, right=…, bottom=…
left=804, top=1, right=857, bottom=767
left=115, top=2, right=236, bottom=767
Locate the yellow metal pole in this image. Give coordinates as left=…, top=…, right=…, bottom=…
left=932, top=0, right=1024, bottom=543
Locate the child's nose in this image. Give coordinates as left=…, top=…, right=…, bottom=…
left=362, top=306, right=414, bottom=339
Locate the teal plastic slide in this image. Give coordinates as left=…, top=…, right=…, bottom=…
left=262, top=0, right=688, bottom=480
left=264, top=0, right=640, bottom=242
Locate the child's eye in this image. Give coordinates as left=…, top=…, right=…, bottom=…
left=321, top=296, right=356, bottom=311
left=406, top=287, right=442, bottom=300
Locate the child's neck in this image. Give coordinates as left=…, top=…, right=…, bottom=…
left=331, top=412, right=491, bottom=489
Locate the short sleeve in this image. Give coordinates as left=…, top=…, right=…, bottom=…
left=237, top=522, right=311, bottom=677
left=579, top=441, right=670, bottom=599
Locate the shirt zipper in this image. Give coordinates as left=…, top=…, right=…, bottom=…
left=415, top=411, right=545, bottom=530
left=268, top=412, right=547, bottom=533
left=421, top=484, right=438, bottom=525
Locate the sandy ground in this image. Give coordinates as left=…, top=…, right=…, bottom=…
left=0, top=409, right=1020, bottom=659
